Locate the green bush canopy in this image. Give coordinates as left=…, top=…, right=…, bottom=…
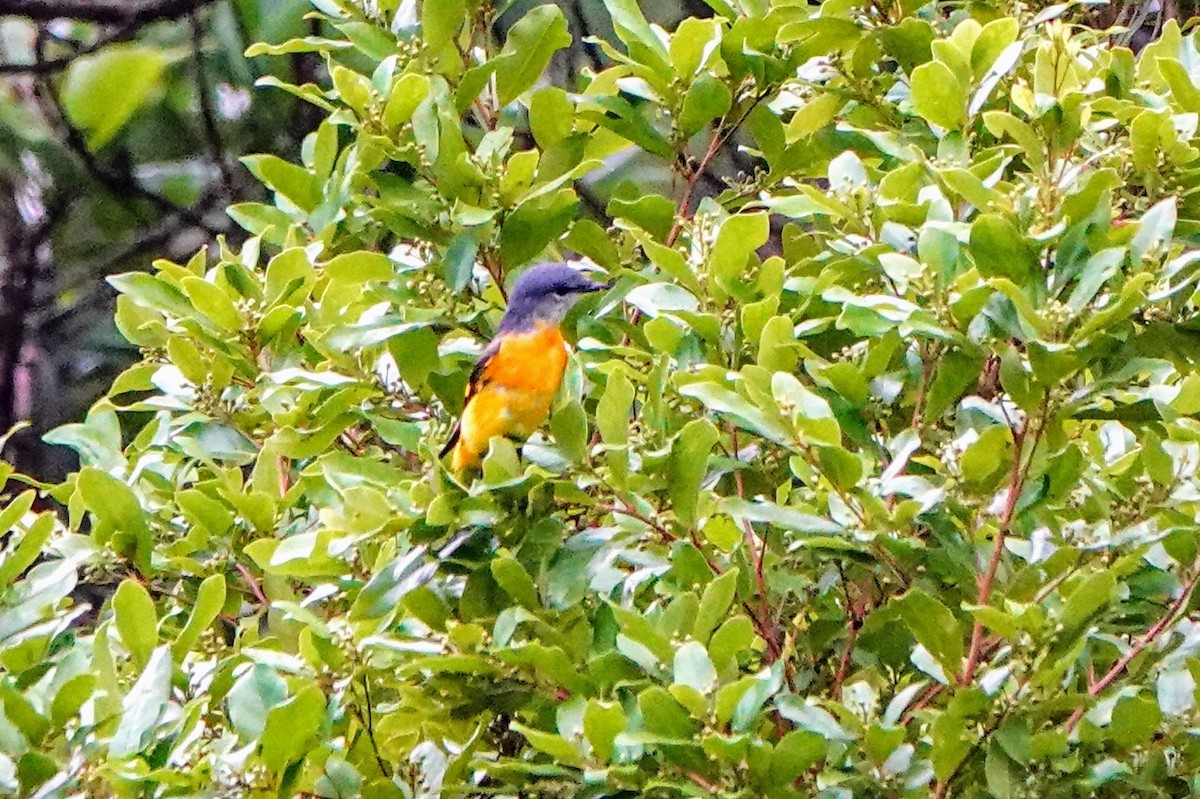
left=5, top=0, right=1200, bottom=796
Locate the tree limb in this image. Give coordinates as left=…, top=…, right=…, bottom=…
left=31, top=27, right=226, bottom=237
left=0, top=0, right=215, bottom=24
left=0, top=22, right=136, bottom=73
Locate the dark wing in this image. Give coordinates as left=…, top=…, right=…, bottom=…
left=439, top=339, right=500, bottom=458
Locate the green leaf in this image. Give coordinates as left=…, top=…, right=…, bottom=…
left=787, top=92, right=843, bottom=142
left=893, top=589, right=963, bottom=680
left=491, top=555, right=541, bottom=610
left=61, top=46, right=168, bottom=148
left=172, top=574, right=226, bottom=658
left=970, top=214, right=1037, bottom=283
left=603, top=0, right=670, bottom=70
left=710, top=212, right=768, bottom=290
left=971, top=18, right=1019, bottom=77
left=441, top=233, right=477, bottom=292
left=78, top=467, right=150, bottom=572
left=330, top=64, right=372, bottom=117
left=228, top=664, right=288, bottom=741
left=181, top=277, right=241, bottom=331
left=910, top=60, right=966, bottom=129
left=0, top=496, right=50, bottom=586
left=679, top=382, right=790, bottom=445
left=961, top=424, right=1011, bottom=484
left=877, top=17, right=934, bottom=75
left=1110, top=696, right=1161, bottom=748
left=721, top=497, right=844, bottom=535
left=673, top=641, right=717, bottom=694
left=113, top=579, right=158, bottom=669
left=583, top=94, right=674, bottom=159
left=260, top=684, right=326, bottom=772
left=625, top=282, right=700, bottom=316
left=638, top=686, right=700, bottom=738
left=693, top=568, right=739, bottom=644
left=110, top=647, right=172, bottom=757
left=422, top=0, right=466, bottom=52
left=77, top=468, right=147, bottom=534
left=495, top=5, right=572, bottom=105
left=1158, top=57, right=1200, bottom=113
left=985, top=741, right=1017, bottom=799
left=775, top=696, right=852, bottom=741
left=385, top=73, right=431, bottom=129
left=240, top=154, right=322, bottom=212
left=0, top=684, right=49, bottom=744
left=670, top=419, right=719, bottom=527
left=1130, top=197, right=1176, bottom=262
left=678, top=74, right=732, bottom=136
left=510, top=722, right=583, bottom=765
left=670, top=17, right=720, bottom=77
left=1057, top=570, right=1117, bottom=642
left=983, top=111, right=1045, bottom=171
left=107, top=273, right=197, bottom=322
left=597, top=370, right=635, bottom=445
left=50, top=674, right=96, bottom=728
left=770, top=731, right=827, bottom=783
left=550, top=400, right=588, bottom=464
left=529, top=87, right=574, bottom=148
left=584, top=700, right=625, bottom=762
left=324, top=251, right=395, bottom=283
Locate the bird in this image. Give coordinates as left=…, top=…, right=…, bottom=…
left=440, top=262, right=610, bottom=473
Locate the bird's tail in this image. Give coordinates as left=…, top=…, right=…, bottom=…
left=439, top=423, right=460, bottom=459
left=440, top=424, right=480, bottom=473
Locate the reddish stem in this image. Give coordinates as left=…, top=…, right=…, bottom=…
left=598, top=503, right=675, bottom=544
left=235, top=561, right=269, bottom=607
left=961, top=423, right=1027, bottom=684
left=666, top=131, right=723, bottom=247
left=831, top=619, right=859, bottom=699
left=1065, top=564, right=1200, bottom=732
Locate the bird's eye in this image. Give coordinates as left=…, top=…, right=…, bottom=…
left=555, top=286, right=571, bottom=296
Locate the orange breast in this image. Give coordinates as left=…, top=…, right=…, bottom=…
left=487, top=324, right=568, bottom=394
left=452, top=324, right=568, bottom=471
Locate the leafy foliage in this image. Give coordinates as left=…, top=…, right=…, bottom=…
left=7, top=0, right=1200, bottom=797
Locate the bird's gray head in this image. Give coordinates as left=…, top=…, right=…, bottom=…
left=498, top=262, right=610, bottom=332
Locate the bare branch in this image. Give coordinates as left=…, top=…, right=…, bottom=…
left=30, top=26, right=227, bottom=237
left=1065, top=562, right=1200, bottom=732
left=0, top=22, right=136, bottom=74
left=189, top=11, right=237, bottom=198
left=0, top=0, right=215, bottom=24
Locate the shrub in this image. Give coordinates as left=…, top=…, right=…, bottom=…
left=5, top=1, right=1200, bottom=797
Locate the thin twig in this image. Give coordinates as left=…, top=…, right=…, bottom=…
left=0, top=21, right=136, bottom=73
left=360, top=675, right=391, bottom=776
left=666, top=132, right=723, bottom=247
left=1065, top=562, right=1200, bottom=732
left=910, top=343, right=935, bottom=429
left=831, top=619, right=859, bottom=699
left=32, top=30, right=225, bottom=236
left=189, top=10, right=237, bottom=198
left=665, top=89, right=772, bottom=247
left=235, top=561, right=269, bottom=607
left=731, top=427, right=767, bottom=595
left=686, top=771, right=719, bottom=792
left=597, top=502, right=676, bottom=544
left=961, top=414, right=1031, bottom=684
